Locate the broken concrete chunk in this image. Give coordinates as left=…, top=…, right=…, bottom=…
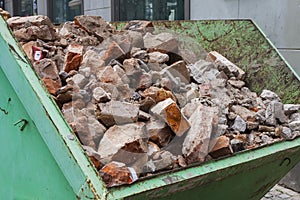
left=274, top=126, right=283, bottom=137
left=64, top=44, right=83, bottom=73
left=132, top=49, right=148, bottom=60
left=56, top=88, right=73, bottom=104
left=148, top=52, right=169, bottom=64
left=230, top=105, right=256, bottom=122
left=7, top=15, right=57, bottom=41
left=289, top=121, right=300, bottom=131
left=188, top=60, right=219, bottom=84
left=7, top=15, right=53, bottom=29
left=230, top=138, right=245, bottom=153
left=160, top=77, right=173, bottom=91
left=182, top=105, right=219, bottom=164
left=207, top=51, right=245, bottom=80
left=81, top=50, right=105, bottom=74
left=138, top=110, right=151, bottom=121
left=284, top=104, right=300, bottom=116
left=127, top=31, right=145, bottom=48
left=217, top=124, right=228, bottom=137
left=33, top=58, right=60, bottom=81
left=144, top=32, right=178, bottom=53
left=258, top=125, right=275, bottom=132
left=290, top=113, right=300, bottom=122
left=265, top=101, right=284, bottom=126
left=209, top=136, right=233, bottom=159
left=129, top=153, right=149, bottom=175
left=111, top=32, right=133, bottom=54
left=146, top=118, right=173, bottom=147
left=97, top=66, right=122, bottom=85
left=22, top=41, right=37, bottom=62
left=181, top=102, right=202, bottom=119
left=264, top=107, right=275, bottom=127
left=148, top=150, right=175, bottom=172
left=186, top=89, right=200, bottom=103
left=177, top=155, right=187, bottom=168
left=247, top=121, right=259, bottom=130
left=231, top=115, right=247, bottom=132
left=72, top=73, right=88, bottom=88
left=147, top=141, right=161, bottom=156
left=82, top=145, right=102, bottom=169
left=123, top=58, right=143, bottom=76
left=101, top=41, right=125, bottom=65
left=74, top=15, right=115, bottom=42
left=42, top=77, right=61, bottom=95
left=139, top=96, right=156, bottom=112
left=151, top=98, right=191, bottom=136
left=261, top=134, right=272, bottom=143
left=123, top=20, right=154, bottom=34
left=87, top=116, right=107, bottom=146
left=260, top=89, right=281, bottom=102
left=100, top=161, right=138, bottom=187
left=93, top=87, right=111, bottom=103
left=97, top=123, right=147, bottom=163
left=161, top=60, right=190, bottom=85
left=273, top=101, right=287, bottom=123
left=73, top=115, right=98, bottom=150
left=60, top=21, right=86, bottom=37
left=281, top=127, right=293, bottom=139
left=137, top=73, right=152, bottom=90
left=112, top=142, right=148, bottom=170
left=143, top=86, right=176, bottom=103
left=148, top=61, right=162, bottom=71
left=228, top=79, right=245, bottom=89
left=96, top=101, right=139, bottom=127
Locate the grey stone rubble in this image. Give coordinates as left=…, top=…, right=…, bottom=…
left=8, top=15, right=300, bottom=187
left=262, top=184, right=300, bottom=200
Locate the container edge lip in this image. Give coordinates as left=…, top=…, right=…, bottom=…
left=107, top=137, right=300, bottom=199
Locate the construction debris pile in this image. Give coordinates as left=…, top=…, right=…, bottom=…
left=6, top=15, right=300, bottom=187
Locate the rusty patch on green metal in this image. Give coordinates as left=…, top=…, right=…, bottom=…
left=113, top=20, right=300, bottom=103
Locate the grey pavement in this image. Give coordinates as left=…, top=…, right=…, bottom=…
left=262, top=184, right=300, bottom=200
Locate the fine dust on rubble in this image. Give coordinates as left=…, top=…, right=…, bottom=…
left=5, top=14, right=300, bottom=187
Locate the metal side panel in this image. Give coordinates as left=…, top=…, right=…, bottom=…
left=0, top=65, right=76, bottom=199
left=0, top=16, right=107, bottom=199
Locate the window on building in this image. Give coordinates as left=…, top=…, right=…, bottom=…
left=113, top=0, right=189, bottom=21
left=0, top=0, right=4, bottom=9
left=13, top=0, right=33, bottom=16
left=49, top=0, right=82, bottom=24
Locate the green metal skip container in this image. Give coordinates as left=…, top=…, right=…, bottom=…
left=1, top=14, right=300, bottom=199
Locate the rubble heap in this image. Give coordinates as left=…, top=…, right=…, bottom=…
left=7, top=15, right=300, bottom=187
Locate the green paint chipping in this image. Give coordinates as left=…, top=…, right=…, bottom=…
left=113, top=20, right=300, bottom=103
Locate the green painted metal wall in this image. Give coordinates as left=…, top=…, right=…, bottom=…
left=0, top=67, right=76, bottom=199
